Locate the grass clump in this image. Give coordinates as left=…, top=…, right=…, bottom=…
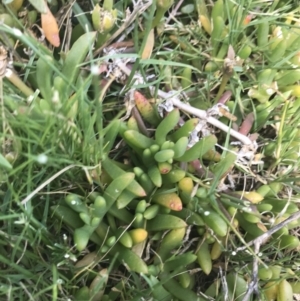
left=1, top=0, right=300, bottom=300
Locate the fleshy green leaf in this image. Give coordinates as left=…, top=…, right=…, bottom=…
left=0, top=153, right=12, bottom=170
left=28, top=0, right=47, bottom=13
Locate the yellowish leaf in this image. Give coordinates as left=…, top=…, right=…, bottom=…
left=141, top=29, right=154, bottom=59
left=41, top=3, right=60, bottom=47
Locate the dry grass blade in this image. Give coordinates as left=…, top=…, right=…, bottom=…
left=0, top=46, right=8, bottom=77
left=141, top=29, right=154, bottom=60
left=0, top=45, right=8, bottom=152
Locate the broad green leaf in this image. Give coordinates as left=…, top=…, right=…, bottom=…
left=28, top=0, right=47, bottom=13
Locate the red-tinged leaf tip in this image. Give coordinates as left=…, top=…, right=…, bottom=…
left=243, top=15, right=252, bottom=25
left=134, top=91, right=147, bottom=104
left=170, top=201, right=182, bottom=211
left=51, top=34, right=60, bottom=47
left=239, top=112, right=255, bottom=136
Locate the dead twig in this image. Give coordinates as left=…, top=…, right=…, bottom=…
left=236, top=210, right=300, bottom=301
left=236, top=210, right=300, bottom=252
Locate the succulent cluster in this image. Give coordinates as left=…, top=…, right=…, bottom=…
left=52, top=95, right=300, bottom=299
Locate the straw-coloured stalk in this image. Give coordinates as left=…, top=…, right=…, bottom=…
left=0, top=46, right=8, bottom=78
